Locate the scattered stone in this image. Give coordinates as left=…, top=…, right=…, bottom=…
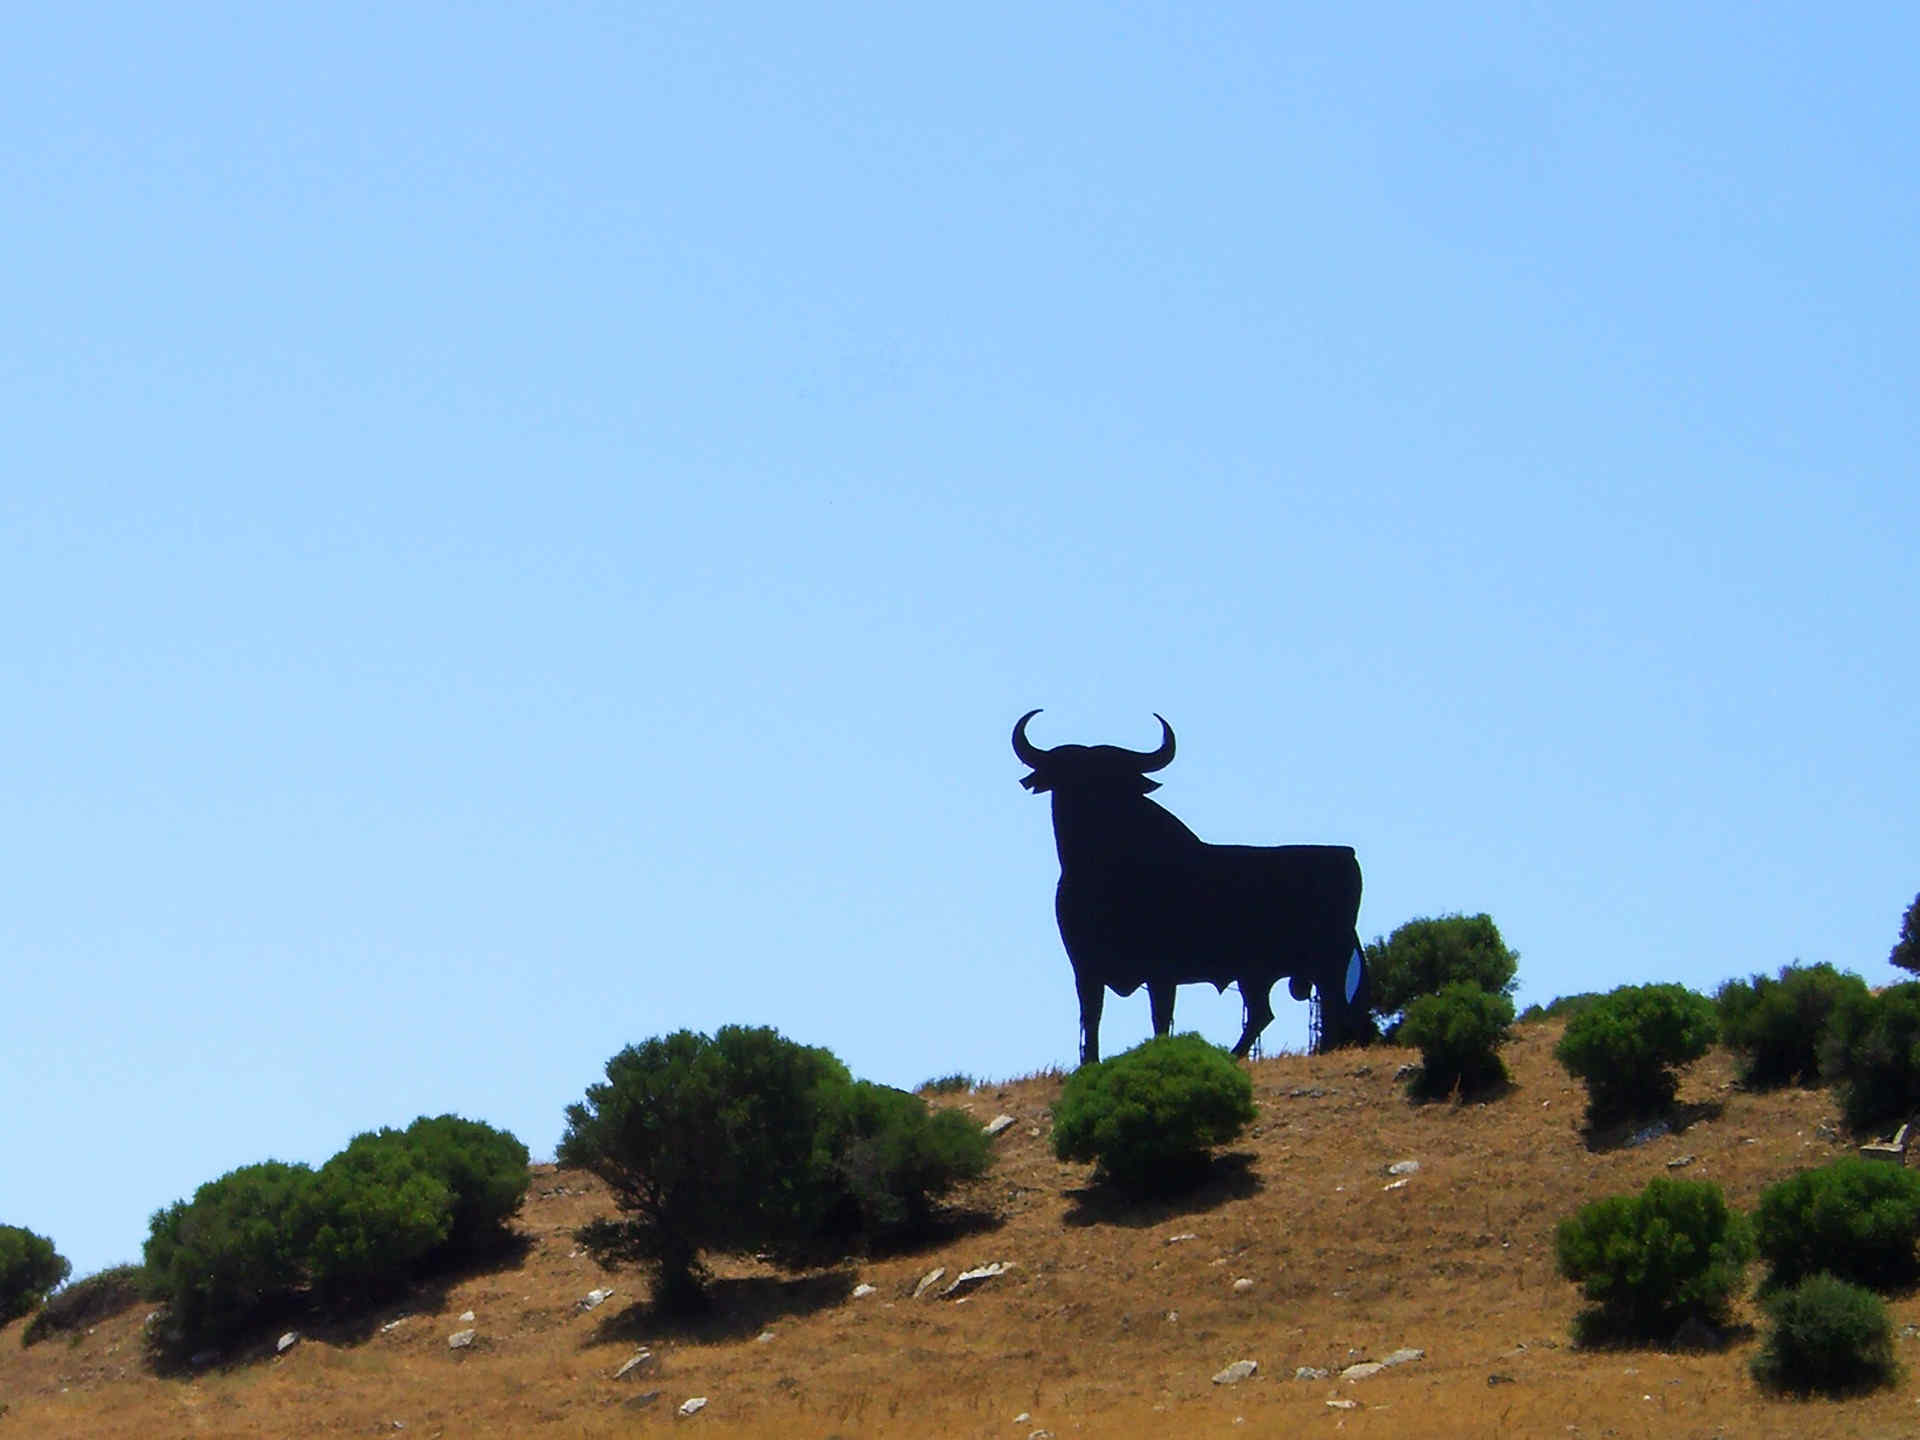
left=1626, top=1119, right=1670, bottom=1147
left=678, top=1396, right=707, bottom=1417
left=459, top=1310, right=476, bottom=1323
left=942, top=1262, right=1012, bottom=1298
left=1393, top=1063, right=1418, bottom=1081
left=614, top=1349, right=654, bottom=1380
left=1861, top=1122, right=1911, bottom=1165
left=578, top=1287, right=615, bottom=1311
left=1232, top=1277, right=1255, bottom=1294
left=1665, top=1154, right=1695, bottom=1170
left=1816, top=1122, right=1840, bottom=1142
left=448, top=1330, right=477, bottom=1350
left=852, top=1283, right=876, bottom=1298
left=1342, top=1362, right=1385, bottom=1380
left=1380, top=1347, right=1424, bottom=1368
left=1212, top=1360, right=1258, bottom=1384
left=1325, top=1399, right=1358, bottom=1410
left=755, top=1330, right=775, bottom=1343
left=1164, top=1232, right=1198, bottom=1245
left=1386, top=1160, right=1420, bottom=1176
left=911, top=1267, right=947, bottom=1299
left=1287, top=1086, right=1329, bottom=1099
left=984, top=1115, right=1018, bottom=1138
left=1383, top=1179, right=1410, bottom=1192
left=1014, top=1413, right=1030, bottom=1424
left=276, top=1331, right=300, bottom=1354
left=1165, top=1310, right=1179, bottom=1324
left=1295, top=1367, right=1329, bottom=1381
left=379, top=1317, right=408, bottom=1333
left=1487, top=1373, right=1516, bottom=1386
left=1029, top=1431, right=1053, bottom=1439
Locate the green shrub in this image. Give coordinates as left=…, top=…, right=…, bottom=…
left=1751, top=1273, right=1897, bottom=1396
left=1051, top=1033, right=1255, bottom=1195
left=1890, top=892, right=1920, bottom=975
left=1820, top=982, right=1920, bottom=1134
left=1715, top=962, right=1868, bottom=1089
left=1365, top=913, right=1519, bottom=1028
left=1554, top=983, right=1717, bottom=1126
left=301, top=1138, right=452, bottom=1308
left=559, top=1026, right=853, bottom=1311
left=1752, top=1157, right=1920, bottom=1294
left=20, top=1263, right=145, bottom=1346
left=1518, top=992, right=1604, bottom=1023
left=918, top=1073, right=975, bottom=1095
left=1554, top=1176, right=1752, bottom=1343
left=392, top=1115, right=529, bottom=1258
left=816, top=1082, right=990, bottom=1245
left=0, top=1225, right=70, bottom=1326
left=143, top=1161, right=315, bottom=1348
left=1399, top=982, right=1514, bottom=1098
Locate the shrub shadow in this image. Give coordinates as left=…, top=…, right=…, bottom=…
left=1569, top=1310, right=1755, bottom=1354
left=1581, top=1100, right=1727, bottom=1154
left=1403, top=1073, right=1518, bottom=1107
left=1062, top=1151, right=1261, bottom=1229
left=585, top=1268, right=857, bottom=1347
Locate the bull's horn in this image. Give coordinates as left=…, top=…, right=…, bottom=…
left=1135, top=714, right=1176, bottom=771
left=1011, top=709, right=1049, bottom=767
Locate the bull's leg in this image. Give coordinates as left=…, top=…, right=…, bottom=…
left=1148, top=980, right=1177, bottom=1038
left=1076, top=971, right=1106, bottom=1066
left=1232, top=981, right=1275, bottom=1058
left=1315, top=939, right=1375, bottom=1051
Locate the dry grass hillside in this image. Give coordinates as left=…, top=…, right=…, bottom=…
left=6, top=1021, right=1919, bottom=1438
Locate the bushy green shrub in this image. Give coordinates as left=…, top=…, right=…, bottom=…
left=1518, top=992, right=1604, bottom=1023
left=143, top=1161, right=316, bottom=1347
left=1051, top=1033, right=1255, bottom=1195
left=1752, top=1157, right=1920, bottom=1294
left=1890, top=892, right=1920, bottom=975
left=1820, top=982, right=1920, bottom=1134
left=1715, top=962, right=1868, bottom=1089
left=20, top=1264, right=144, bottom=1347
left=301, top=1139, right=452, bottom=1308
left=559, top=1026, right=854, bottom=1311
left=1751, top=1273, right=1898, bottom=1396
left=1554, top=1176, right=1752, bottom=1343
left=391, top=1115, right=529, bottom=1258
left=816, top=1081, right=990, bottom=1245
left=918, top=1073, right=975, bottom=1095
left=1554, top=983, right=1717, bottom=1125
left=1399, top=982, right=1514, bottom=1098
left=1365, top=913, right=1519, bottom=1028
left=0, top=1225, right=70, bottom=1326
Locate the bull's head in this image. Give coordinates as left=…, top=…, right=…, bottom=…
left=1012, top=709, right=1176, bottom=795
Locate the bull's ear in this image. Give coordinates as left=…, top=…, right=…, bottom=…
left=1136, top=777, right=1161, bottom=794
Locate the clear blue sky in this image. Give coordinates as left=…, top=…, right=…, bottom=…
left=6, top=4, right=1914, bottom=1280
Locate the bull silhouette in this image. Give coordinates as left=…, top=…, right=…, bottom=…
left=1013, top=710, right=1371, bottom=1063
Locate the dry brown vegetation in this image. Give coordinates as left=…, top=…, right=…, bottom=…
left=5, top=1021, right=1918, bottom=1437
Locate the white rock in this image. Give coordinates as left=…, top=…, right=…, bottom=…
left=911, top=1267, right=947, bottom=1299
left=1295, top=1366, right=1329, bottom=1381
left=448, top=1330, right=477, bottom=1350
left=852, top=1283, right=877, bottom=1298
left=1386, top=1160, right=1420, bottom=1176
left=755, top=1330, right=775, bottom=1343
left=942, top=1262, right=1012, bottom=1298
left=678, top=1396, right=708, bottom=1417
left=1212, top=1359, right=1258, bottom=1384
left=459, top=1310, right=476, bottom=1323
left=1013, top=1413, right=1030, bottom=1424
left=984, top=1115, right=1018, bottom=1137
left=276, top=1331, right=300, bottom=1353
left=1383, top=1178, right=1410, bottom=1192
left=614, top=1349, right=654, bottom=1380
left=1326, top=1398, right=1358, bottom=1409
left=1232, top=1277, right=1255, bottom=1294
left=1341, top=1362, right=1384, bottom=1380
left=579, top=1287, right=615, bottom=1310
left=1380, top=1347, right=1424, bottom=1367
left=1164, top=1232, right=1198, bottom=1245
left=379, top=1317, right=408, bottom=1333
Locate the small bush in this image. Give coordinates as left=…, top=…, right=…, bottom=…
left=1820, top=982, right=1920, bottom=1134
left=1554, top=983, right=1717, bottom=1126
left=815, top=1082, right=990, bottom=1246
left=1751, top=1273, right=1897, bottom=1396
left=143, top=1161, right=316, bottom=1348
left=1399, top=982, right=1514, bottom=1098
left=1715, top=962, right=1868, bottom=1089
left=20, top=1264, right=145, bottom=1346
left=1753, top=1157, right=1920, bottom=1294
left=302, top=1139, right=453, bottom=1308
left=1051, top=1033, right=1255, bottom=1195
left=1518, top=992, right=1604, bottom=1023
left=0, top=1225, right=70, bottom=1326
left=1890, top=892, right=1920, bottom=975
left=1554, top=1176, right=1752, bottom=1343
left=1365, top=913, right=1519, bottom=1028
left=918, top=1073, right=975, bottom=1095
